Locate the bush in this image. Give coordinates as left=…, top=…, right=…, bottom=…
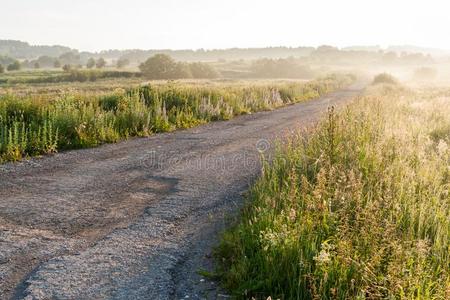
left=139, top=54, right=220, bottom=80
left=139, top=54, right=182, bottom=79
left=7, top=60, right=21, bottom=71
left=53, top=60, right=61, bottom=68
left=86, top=58, right=96, bottom=69
left=117, top=58, right=130, bottom=69
left=189, top=62, right=218, bottom=79
left=96, top=58, right=106, bottom=69
left=62, top=64, right=72, bottom=72
left=372, top=73, right=398, bottom=85
left=251, top=58, right=315, bottom=79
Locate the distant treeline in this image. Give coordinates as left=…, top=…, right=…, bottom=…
left=0, top=42, right=439, bottom=82
left=1, top=40, right=438, bottom=67
left=0, top=40, right=314, bottom=61
left=0, top=40, right=71, bottom=59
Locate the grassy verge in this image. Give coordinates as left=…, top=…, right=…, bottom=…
left=216, top=84, right=450, bottom=299
left=0, top=70, right=141, bottom=85
left=0, top=74, right=354, bottom=162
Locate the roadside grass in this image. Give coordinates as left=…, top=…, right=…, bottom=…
left=216, top=84, right=450, bottom=299
left=0, top=74, right=354, bottom=163
left=0, top=69, right=141, bottom=85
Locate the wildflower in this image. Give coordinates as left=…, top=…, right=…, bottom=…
left=313, top=249, right=331, bottom=265
left=437, top=139, right=448, bottom=157
left=289, top=208, right=296, bottom=222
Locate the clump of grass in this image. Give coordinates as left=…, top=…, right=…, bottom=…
left=0, top=74, right=354, bottom=162
left=216, top=85, right=450, bottom=299
left=372, top=73, right=398, bottom=85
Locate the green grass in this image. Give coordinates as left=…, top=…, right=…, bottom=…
left=216, top=84, right=450, bottom=299
left=0, top=74, right=354, bottom=162
left=0, top=69, right=141, bottom=85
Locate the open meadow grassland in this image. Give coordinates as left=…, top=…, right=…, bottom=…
left=217, top=83, right=450, bottom=299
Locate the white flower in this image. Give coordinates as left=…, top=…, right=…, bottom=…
left=437, top=139, right=448, bottom=156
left=313, top=249, right=331, bottom=265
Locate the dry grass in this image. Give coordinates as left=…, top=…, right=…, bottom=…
left=217, top=83, right=450, bottom=299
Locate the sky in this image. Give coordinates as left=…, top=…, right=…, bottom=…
left=1, top=0, right=450, bottom=52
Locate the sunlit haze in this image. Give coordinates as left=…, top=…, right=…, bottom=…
left=2, top=0, right=450, bottom=51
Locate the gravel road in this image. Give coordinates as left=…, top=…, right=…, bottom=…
left=0, top=85, right=363, bottom=299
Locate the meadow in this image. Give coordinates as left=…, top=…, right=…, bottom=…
left=0, top=69, right=142, bottom=85
left=0, top=74, right=354, bottom=162
left=217, top=83, right=450, bottom=299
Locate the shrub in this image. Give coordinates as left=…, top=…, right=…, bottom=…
left=251, top=58, right=315, bottom=78
left=7, top=60, right=21, bottom=71
left=372, top=73, right=398, bottom=84
left=62, top=64, right=72, bottom=72
left=86, top=58, right=96, bottom=69
left=139, top=54, right=181, bottom=79
left=189, top=62, right=218, bottom=79
left=96, top=58, right=106, bottom=69
left=117, top=58, right=130, bottom=69
left=53, top=60, right=61, bottom=68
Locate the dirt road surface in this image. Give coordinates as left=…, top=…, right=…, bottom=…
left=0, top=85, right=362, bottom=299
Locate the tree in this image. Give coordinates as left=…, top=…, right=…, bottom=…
left=59, top=51, right=80, bottom=65
left=139, top=54, right=192, bottom=79
left=372, top=73, right=398, bottom=85
left=189, top=62, right=218, bottom=79
left=7, top=60, right=21, bottom=71
left=34, top=62, right=40, bottom=69
left=62, top=64, right=72, bottom=72
left=20, top=60, right=31, bottom=69
left=250, top=58, right=314, bottom=79
left=0, top=55, right=15, bottom=67
left=116, top=58, right=130, bottom=69
left=96, top=58, right=106, bottom=69
left=0, top=64, right=4, bottom=74
left=53, top=59, right=61, bottom=68
left=86, top=58, right=96, bottom=69
left=35, top=56, right=56, bottom=68
left=174, top=62, right=192, bottom=79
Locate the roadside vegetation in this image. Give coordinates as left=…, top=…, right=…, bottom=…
left=0, top=74, right=354, bottom=162
left=0, top=69, right=142, bottom=85
left=372, top=73, right=398, bottom=85
left=217, top=82, right=450, bottom=299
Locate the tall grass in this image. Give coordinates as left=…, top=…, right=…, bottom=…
left=216, top=84, right=450, bottom=299
left=0, top=74, right=354, bottom=162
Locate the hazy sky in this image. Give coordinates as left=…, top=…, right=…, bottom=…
left=1, top=0, right=449, bottom=51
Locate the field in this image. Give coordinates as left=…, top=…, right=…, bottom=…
left=0, top=69, right=142, bottom=86
left=0, top=74, right=354, bottom=162
left=1, top=71, right=449, bottom=299
left=216, top=83, right=450, bottom=299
